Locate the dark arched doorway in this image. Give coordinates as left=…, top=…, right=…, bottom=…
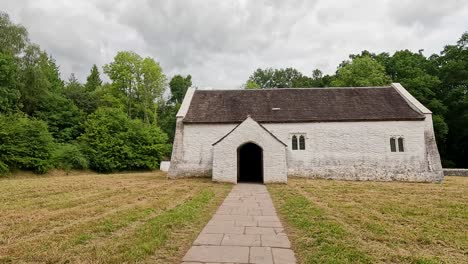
left=237, top=142, right=263, bottom=183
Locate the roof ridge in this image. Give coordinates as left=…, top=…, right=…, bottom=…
left=196, top=86, right=392, bottom=92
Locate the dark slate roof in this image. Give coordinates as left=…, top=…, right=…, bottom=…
left=183, top=87, right=425, bottom=123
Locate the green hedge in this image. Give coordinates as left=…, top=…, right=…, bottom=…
left=51, top=143, right=89, bottom=170
left=79, top=107, right=170, bottom=172
left=0, top=114, right=54, bottom=174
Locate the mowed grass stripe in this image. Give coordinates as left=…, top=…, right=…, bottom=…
left=0, top=172, right=231, bottom=263
left=102, top=189, right=220, bottom=262
left=270, top=177, right=468, bottom=264
left=0, top=179, right=176, bottom=242
left=269, top=184, right=372, bottom=264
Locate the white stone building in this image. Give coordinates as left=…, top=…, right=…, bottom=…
left=168, top=83, right=443, bottom=183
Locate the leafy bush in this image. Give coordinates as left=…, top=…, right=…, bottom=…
left=0, top=114, right=54, bottom=174
left=80, top=107, right=170, bottom=172
left=0, top=160, right=8, bottom=175
left=51, top=143, right=88, bottom=170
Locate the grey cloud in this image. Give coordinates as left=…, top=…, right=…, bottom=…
left=387, top=0, right=466, bottom=28
left=1, top=0, right=467, bottom=88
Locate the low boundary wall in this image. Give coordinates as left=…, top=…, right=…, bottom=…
left=443, top=169, right=468, bottom=176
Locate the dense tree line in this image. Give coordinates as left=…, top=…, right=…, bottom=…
left=1, top=11, right=466, bottom=175
left=0, top=13, right=189, bottom=175
left=245, top=33, right=467, bottom=168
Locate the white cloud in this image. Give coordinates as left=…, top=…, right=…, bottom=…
left=1, top=0, right=467, bottom=88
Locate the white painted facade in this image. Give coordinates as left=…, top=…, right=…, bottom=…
left=212, top=117, right=288, bottom=183
left=168, top=84, right=443, bottom=183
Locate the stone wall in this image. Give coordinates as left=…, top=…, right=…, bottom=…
left=443, top=169, right=468, bottom=176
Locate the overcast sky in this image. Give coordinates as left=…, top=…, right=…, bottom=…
left=2, top=0, right=467, bottom=88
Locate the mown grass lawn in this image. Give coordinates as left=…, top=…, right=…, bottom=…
left=0, top=171, right=231, bottom=263
left=269, top=177, right=468, bottom=264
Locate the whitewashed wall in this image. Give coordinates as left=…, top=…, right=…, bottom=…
left=212, top=117, right=287, bottom=183
left=169, top=120, right=235, bottom=177
left=169, top=119, right=442, bottom=182
left=263, top=121, right=436, bottom=181
left=168, top=84, right=443, bottom=183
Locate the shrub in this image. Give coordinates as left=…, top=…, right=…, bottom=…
left=0, top=160, right=9, bottom=176
left=80, top=107, right=170, bottom=172
left=51, top=143, right=88, bottom=170
left=0, top=114, right=54, bottom=174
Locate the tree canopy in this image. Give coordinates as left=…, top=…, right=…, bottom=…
left=169, top=74, right=192, bottom=104
left=0, top=10, right=466, bottom=174
left=331, top=56, right=392, bottom=87
left=0, top=12, right=173, bottom=175
left=243, top=32, right=468, bottom=167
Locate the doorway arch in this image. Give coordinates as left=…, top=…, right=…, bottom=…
left=237, top=142, right=263, bottom=183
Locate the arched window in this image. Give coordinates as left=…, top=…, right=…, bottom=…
left=292, top=135, right=298, bottom=150
left=390, top=138, right=396, bottom=152
left=299, top=135, right=305, bottom=150
left=398, top=137, right=404, bottom=152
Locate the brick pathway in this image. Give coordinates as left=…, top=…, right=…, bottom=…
left=182, top=183, right=296, bottom=264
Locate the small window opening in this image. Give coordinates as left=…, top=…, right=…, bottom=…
left=292, top=135, right=298, bottom=150
left=398, top=137, right=405, bottom=152
left=390, top=138, right=396, bottom=152
left=299, top=135, right=305, bottom=150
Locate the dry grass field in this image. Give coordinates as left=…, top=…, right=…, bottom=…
left=269, top=177, right=468, bottom=264
left=0, top=171, right=231, bottom=263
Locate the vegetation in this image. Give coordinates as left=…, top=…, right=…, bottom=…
left=0, top=114, right=54, bottom=174
left=0, top=171, right=231, bottom=263
left=1, top=10, right=466, bottom=173
left=0, top=12, right=183, bottom=175
left=245, top=33, right=468, bottom=168
left=80, top=107, right=169, bottom=172
left=269, top=177, right=468, bottom=264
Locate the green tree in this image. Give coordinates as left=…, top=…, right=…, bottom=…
left=246, top=67, right=329, bottom=88
left=18, top=46, right=82, bottom=142
left=0, top=53, right=20, bottom=113
left=169, top=74, right=192, bottom=103
left=85, top=64, right=102, bottom=92
left=0, top=114, right=54, bottom=174
left=18, top=45, right=62, bottom=115
left=94, top=83, right=127, bottom=110
left=50, top=143, right=88, bottom=170
left=248, top=68, right=304, bottom=88
left=432, top=33, right=468, bottom=167
left=80, top=107, right=170, bottom=172
left=331, top=56, right=391, bottom=87
left=243, top=80, right=260, bottom=89
left=103, top=51, right=166, bottom=123
left=158, top=102, right=180, bottom=143
left=0, top=12, right=28, bottom=56
left=63, top=73, right=98, bottom=115
left=34, top=93, right=83, bottom=143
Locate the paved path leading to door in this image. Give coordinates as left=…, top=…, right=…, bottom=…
left=182, top=184, right=296, bottom=264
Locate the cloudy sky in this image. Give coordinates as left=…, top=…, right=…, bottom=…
left=2, top=0, right=467, bottom=88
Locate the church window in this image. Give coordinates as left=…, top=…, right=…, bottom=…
left=398, top=137, right=405, bottom=152
left=390, top=137, right=397, bottom=152
left=291, top=134, right=306, bottom=150
left=292, top=135, right=298, bottom=150
left=299, top=135, right=305, bottom=150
